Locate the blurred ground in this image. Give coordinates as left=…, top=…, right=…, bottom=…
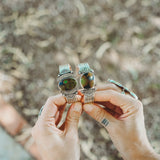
left=0, top=0, right=160, bottom=159
left=0, top=126, right=33, bottom=160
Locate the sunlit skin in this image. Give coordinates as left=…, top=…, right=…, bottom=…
left=32, top=83, right=160, bottom=160
left=82, top=84, right=160, bottom=160
left=32, top=95, right=82, bottom=160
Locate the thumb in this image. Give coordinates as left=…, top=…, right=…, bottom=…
left=83, top=103, right=116, bottom=128
left=65, top=102, right=82, bottom=134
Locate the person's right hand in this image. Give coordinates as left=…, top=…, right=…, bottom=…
left=82, top=83, right=160, bottom=160
left=32, top=95, right=82, bottom=160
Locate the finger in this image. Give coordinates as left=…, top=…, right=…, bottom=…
left=40, top=94, right=67, bottom=125
left=102, top=105, right=122, bottom=119
left=59, top=121, right=65, bottom=131
left=56, top=95, right=82, bottom=125
left=65, top=102, right=82, bottom=135
left=80, top=83, right=125, bottom=103
left=78, top=90, right=84, bottom=97
left=97, top=103, right=119, bottom=118
left=98, top=101, right=116, bottom=110
left=94, top=90, right=142, bottom=118
left=96, top=83, right=134, bottom=98
left=96, top=83, right=121, bottom=92
left=83, top=103, right=115, bottom=127
left=55, top=104, right=66, bottom=126
left=98, top=101, right=123, bottom=115
left=94, top=90, right=136, bottom=110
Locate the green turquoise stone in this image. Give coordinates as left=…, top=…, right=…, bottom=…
left=59, top=78, right=77, bottom=91
left=81, top=72, right=95, bottom=89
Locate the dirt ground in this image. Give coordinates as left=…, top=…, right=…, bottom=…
left=0, top=0, right=160, bottom=159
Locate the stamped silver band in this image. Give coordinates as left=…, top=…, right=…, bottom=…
left=78, top=63, right=94, bottom=74
left=81, top=88, right=95, bottom=103
left=59, top=64, right=72, bottom=76
left=66, top=96, right=77, bottom=103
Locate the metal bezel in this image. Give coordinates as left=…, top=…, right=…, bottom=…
left=78, top=69, right=94, bottom=75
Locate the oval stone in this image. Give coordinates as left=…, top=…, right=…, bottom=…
left=59, top=78, right=77, bottom=91
left=81, top=72, right=95, bottom=89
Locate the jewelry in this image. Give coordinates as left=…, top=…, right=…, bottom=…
left=78, top=63, right=96, bottom=103
left=101, top=118, right=109, bottom=127
left=57, top=64, right=78, bottom=103
left=38, top=105, right=44, bottom=117
left=107, top=79, right=138, bottom=100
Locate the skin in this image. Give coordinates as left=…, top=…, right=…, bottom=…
left=32, top=83, right=160, bottom=160
left=32, top=95, right=82, bottom=160
left=83, top=84, right=160, bottom=160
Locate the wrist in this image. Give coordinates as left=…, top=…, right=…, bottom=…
left=130, top=149, right=160, bottom=160
left=123, top=142, right=159, bottom=160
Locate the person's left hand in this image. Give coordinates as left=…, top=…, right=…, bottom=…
left=32, top=95, right=82, bottom=160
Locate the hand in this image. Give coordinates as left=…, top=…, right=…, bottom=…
left=83, top=84, right=160, bottom=160
left=32, top=95, right=82, bottom=160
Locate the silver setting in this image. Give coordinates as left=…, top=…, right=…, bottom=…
left=65, top=94, right=78, bottom=103
left=78, top=63, right=96, bottom=103
left=57, top=65, right=78, bottom=104
left=57, top=73, right=75, bottom=82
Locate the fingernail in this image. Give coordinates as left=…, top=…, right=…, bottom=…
left=72, top=102, right=82, bottom=112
